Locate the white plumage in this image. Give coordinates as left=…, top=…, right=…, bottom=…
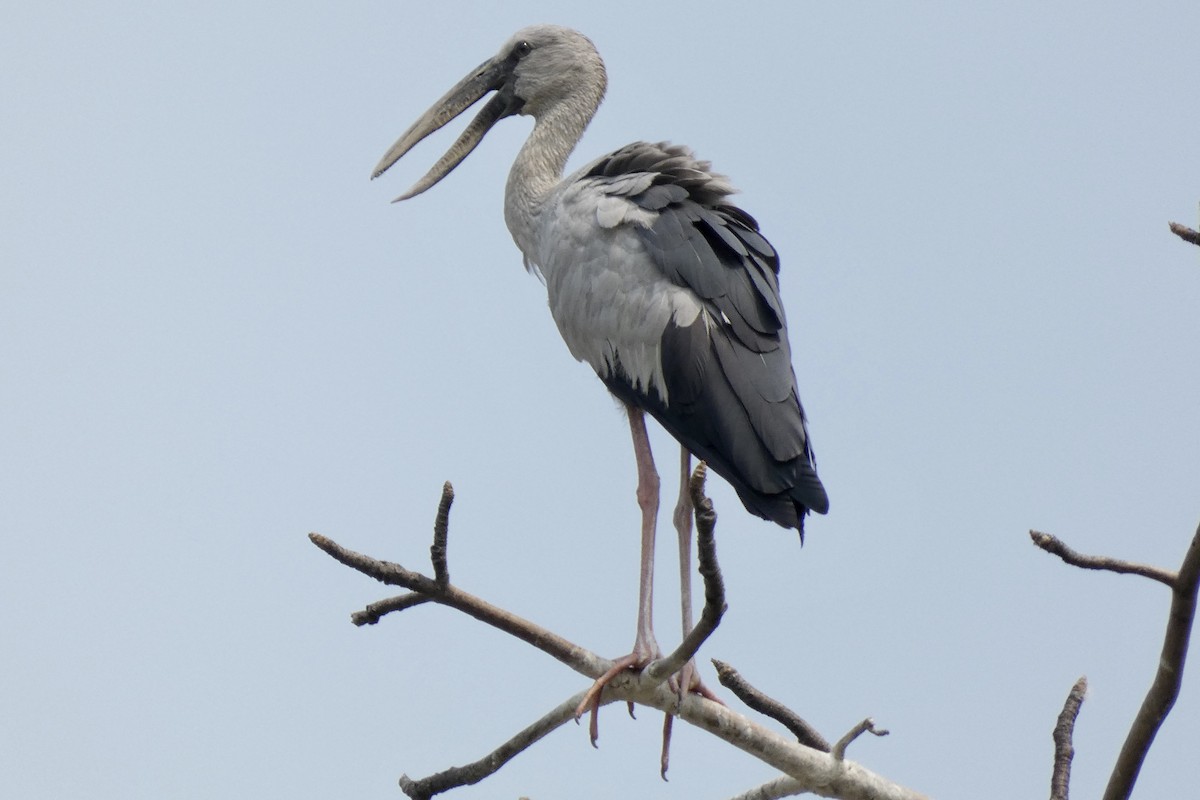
left=538, top=165, right=708, bottom=401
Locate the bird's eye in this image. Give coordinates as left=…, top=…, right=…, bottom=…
left=513, top=40, right=533, bottom=58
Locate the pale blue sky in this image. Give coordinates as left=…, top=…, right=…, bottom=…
left=3, top=3, right=1198, bottom=798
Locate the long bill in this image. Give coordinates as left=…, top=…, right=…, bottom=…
left=371, top=55, right=523, bottom=202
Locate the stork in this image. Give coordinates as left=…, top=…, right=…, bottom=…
left=373, top=24, right=828, bottom=727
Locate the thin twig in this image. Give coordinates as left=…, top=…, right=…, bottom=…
left=430, top=481, right=454, bottom=585
left=398, top=691, right=589, bottom=800
left=647, top=463, right=727, bottom=683
left=648, top=685, right=924, bottom=800
left=1050, top=676, right=1088, bottom=800
left=1029, top=531, right=1177, bottom=587
left=831, top=719, right=888, bottom=761
left=352, top=593, right=432, bottom=626
left=712, top=659, right=831, bottom=752
left=313, top=487, right=929, bottom=800
left=400, top=676, right=924, bottom=800
left=309, top=532, right=609, bottom=679
left=1102, top=521, right=1200, bottom=800
left=1168, top=221, right=1200, bottom=247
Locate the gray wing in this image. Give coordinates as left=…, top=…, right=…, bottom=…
left=585, top=142, right=828, bottom=532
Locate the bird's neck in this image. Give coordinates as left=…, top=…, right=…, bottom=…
left=504, top=92, right=600, bottom=260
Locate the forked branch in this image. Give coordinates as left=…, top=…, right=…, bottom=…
left=311, top=477, right=926, bottom=800
left=308, top=529, right=609, bottom=678
left=1032, top=522, right=1200, bottom=800
left=1102, top=522, right=1200, bottom=800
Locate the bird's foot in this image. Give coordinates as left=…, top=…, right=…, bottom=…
left=574, top=645, right=725, bottom=774
left=657, top=659, right=724, bottom=779
left=669, top=658, right=724, bottom=707
left=575, top=638, right=661, bottom=746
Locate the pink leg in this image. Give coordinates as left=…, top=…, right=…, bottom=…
left=576, top=405, right=663, bottom=739
left=673, top=447, right=694, bottom=640
left=629, top=406, right=662, bottom=662
left=660, top=448, right=719, bottom=777
left=671, top=448, right=722, bottom=705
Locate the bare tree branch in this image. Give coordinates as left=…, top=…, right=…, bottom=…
left=430, top=481, right=454, bottom=585
left=352, top=592, right=432, bottom=626
left=316, top=210, right=1200, bottom=799
left=1168, top=221, right=1200, bottom=247
left=661, top=691, right=924, bottom=800
left=1029, top=530, right=1177, bottom=587
left=1102, top=521, right=1200, bottom=800
left=831, top=719, right=889, bottom=761
left=398, top=691, right=590, bottom=800
left=311, top=481, right=929, bottom=800
left=712, top=659, right=831, bottom=752
left=1050, top=676, right=1088, bottom=800
left=308, top=532, right=610, bottom=679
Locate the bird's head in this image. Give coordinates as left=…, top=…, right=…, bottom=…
left=371, top=25, right=607, bottom=202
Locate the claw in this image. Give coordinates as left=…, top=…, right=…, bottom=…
left=660, top=712, right=673, bottom=780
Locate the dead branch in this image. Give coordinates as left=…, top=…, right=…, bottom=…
left=668, top=693, right=923, bottom=800
left=1102, top=521, right=1200, bottom=800
left=1029, top=530, right=1176, bottom=587
left=398, top=691, right=589, bottom=800
left=831, top=719, right=889, bottom=761
left=712, top=659, right=831, bottom=752
left=430, top=481, right=453, bottom=585
left=1032, top=522, right=1200, bottom=800
left=1168, top=221, right=1200, bottom=247
left=310, top=480, right=929, bottom=800
left=307, top=531, right=609, bottom=678
left=1050, top=676, right=1088, bottom=800
left=352, top=593, right=431, bottom=626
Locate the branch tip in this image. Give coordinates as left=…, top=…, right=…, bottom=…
left=831, top=718, right=888, bottom=761
left=712, top=659, right=831, bottom=752
left=1050, top=675, right=1088, bottom=800
left=1168, top=220, right=1200, bottom=247
left=352, top=593, right=432, bottom=626
left=689, top=461, right=716, bottom=528
left=430, top=481, right=455, bottom=585
left=398, top=692, right=584, bottom=798
left=1030, top=529, right=1177, bottom=587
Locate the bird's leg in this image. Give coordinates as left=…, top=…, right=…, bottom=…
left=659, top=448, right=726, bottom=778
left=672, top=447, right=696, bottom=699
left=629, top=407, right=662, bottom=665
left=673, top=447, right=694, bottom=642
left=575, top=406, right=662, bottom=742
left=670, top=448, right=721, bottom=705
